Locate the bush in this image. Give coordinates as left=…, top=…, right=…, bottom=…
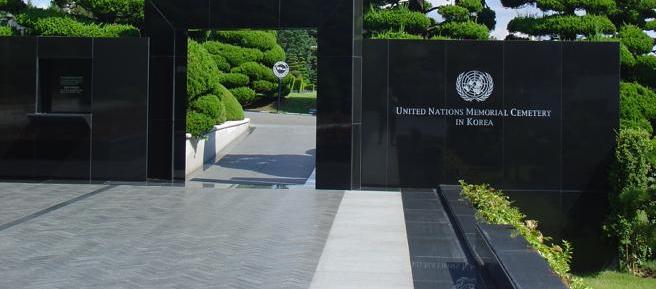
left=620, top=25, right=654, bottom=55
left=438, top=5, right=470, bottom=22
left=76, top=0, right=144, bottom=26
left=262, top=45, right=286, bottom=67
left=190, top=94, right=226, bottom=124
left=28, top=16, right=139, bottom=37
left=457, top=0, right=484, bottom=12
left=212, top=30, right=277, bottom=51
left=212, top=54, right=231, bottom=72
left=231, top=61, right=277, bottom=83
left=252, top=80, right=276, bottom=94
left=229, top=87, right=257, bottom=105
left=620, top=82, right=656, bottom=133
left=0, top=0, right=26, bottom=13
left=0, top=26, right=12, bottom=36
left=636, top=55, right=656, bottom=89
left=508, top=15, right=616, bottom=40
left=186, top=111, right=215, bottom=138
left=460, top=181, right=589, bottom=289
left=217, top=73, right=249, bottom=89
left=187, top=40, right=221, bottom=100
left=364, top=6, right=432, bottom=35
left=605, top=129, right=656, bottom=274
left=435, top=21, right=489, bottom=40
left=202, top=41, right=263, bottom=67
left=223, top=91, right=245, bottom=121
left=371, top=31, right=423, bottom=39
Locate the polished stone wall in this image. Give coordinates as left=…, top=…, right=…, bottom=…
left=0, top=37, right=149, bottom=181
left=145, top=0, right=363, bottom=189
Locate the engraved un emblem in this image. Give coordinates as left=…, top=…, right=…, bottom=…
left=456, top=70, right=494, bottom=102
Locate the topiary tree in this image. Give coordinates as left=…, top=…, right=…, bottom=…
left=0, top=25, right=12, bottom=36
left=0, top=0, right=25, bottom=14
left=75, top=0, right=144, bottom=27
left=620, top=82, right=656, bottom=133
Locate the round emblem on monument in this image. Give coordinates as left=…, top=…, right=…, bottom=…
left=456, top=70, right=494, bottom=102
left=273, top=61, right=290, bottom=79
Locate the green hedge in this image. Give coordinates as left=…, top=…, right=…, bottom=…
left=76, top=0, right=144, bottom=26
left=371, top=31, right=423, bottom=39
left=187, top=40, right=221, bottom=100
left=620, top=82, right=656, bottom=133
left=212, top=54, right=231, bottom=72
left=364, top=6, right=431, bottom=35
left=635, top=55, right=656, bottom=89
left=217, top=73, right=249, bottom=89
left=30, top=17, right=139, bottom=37
left=223, top=90, right=245, bottom=121
left=620, top=25, right=655, bottom=55
left=438, top=5, right=470, bottom=22
left=202, top=41, right=263, bottom=67
left=186, top=111, right=215, bottom=138
left=252, top=80, right=276, bottom=94
left=190, top=94, right=226, bottom=124
left=262, top=45, right=286, bottom=67
left=212, top=30, right=277, bottom=51
left=0, top=26, right=12, bottom=36
left=435, top=21, right=489, bottom=40
left=457, top=0, right=484, bottom=12
left=508, top=15, right=616, bottom=39
left=229, top=87, right=257, bottom=105
left=231, top=61, right=277, bottom=83
left=460, top=181, right=588, bottom=289
left=0, top=0, right=26, bottom=13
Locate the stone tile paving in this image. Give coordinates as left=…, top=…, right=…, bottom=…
left=0, top=184, right=343, bottom=289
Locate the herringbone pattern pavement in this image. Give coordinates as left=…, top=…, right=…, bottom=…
left=0, top=185, right=343, bottom=289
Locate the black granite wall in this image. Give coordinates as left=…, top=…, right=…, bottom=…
left=145, top=0, right=363, bottom=189
left=0, top=37, right=149, bottom=181
left=362, top=39, right=620, bottom=270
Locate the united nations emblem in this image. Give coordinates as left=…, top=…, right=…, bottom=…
left=456, top=70, right=494, bottom=102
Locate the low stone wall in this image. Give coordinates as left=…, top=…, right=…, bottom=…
left=185, top=118, right=250, bottom=176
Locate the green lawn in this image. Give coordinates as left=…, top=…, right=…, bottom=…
left=578, top=271, right=656, bottom=289
left=251, top=91, right=317, bottom=114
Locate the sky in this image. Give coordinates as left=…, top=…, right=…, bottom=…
left=29, top=0, right=536, bottom=39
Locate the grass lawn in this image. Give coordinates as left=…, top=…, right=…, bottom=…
left=578, top=271, right=656, bottom=289
left=249, top=91, right=317, bottom=114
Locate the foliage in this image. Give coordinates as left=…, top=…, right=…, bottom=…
left=647, top=21, right=656, bottom=31
left=223, top=89, right=245, bottom=121
left=229, top=87, right=257, bottom=105
left=457, top=0, right=484, bottom=12
left=190, top=94, right=226, bottom=124
left=212, top=30, right=277, bottom=51
left=202, top=41, right=263, bottom=67
left=371, top=30, right=423, bottom=39
left=536, top=0, right=616, bottom=14
left=635, top=55, right=656, bottom=89
left=437, top=5, right=470, bottom=23
left=15, top=7, right=139, bottom=37
left=75, top=0, right=144, bottom=26
left=252, top=80, right=276, bottom=94
left=217, top=73, right=249, bottom=89
left=620, top=25, right=655, bottom=55
left=364, top=6, right=432, bottom=35
left=0, top=25, right=11, bottom=36
left=460, top=181, right=590, bottom=289
left=212, top=54, right=231, bottom=72
left=187, top=40, right=221, bottom=100
left=231, top=61, right=277, bottom=83
left=0, top=0, right=25, bottom=13
left=579, top=270, right=656, bottom=289
left=605, top=129, right=656, bottom=274
left=186, top=111, right=215, bottom=138
left=277, top=30, right=315, bottom=85
left=435, top=21, right=489, bottom=40
left=262, top=45, right=286, bottom=67
left=620, top=82, right=656, bottom=133
left=508, top=15, right=616, bottom=40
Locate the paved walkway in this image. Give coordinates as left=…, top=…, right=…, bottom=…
left=0, top=183, right=414, bottom=289
left=188, top=112, right=316, bottom=187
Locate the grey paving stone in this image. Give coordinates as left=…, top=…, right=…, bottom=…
left=0, top=184, right=343, bottom=289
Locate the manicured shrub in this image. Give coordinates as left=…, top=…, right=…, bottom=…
left=212, top=30, right=277, bottom=51
left=371, top=31, right=422, bottom=39
left=229, top=87, right=257, bottom=105
left=252, top=80, right=276, bottom=94
left=212, top=54, right=231, bottom=72
left=0, top=0, right=26, bottom=13
left=186, top=111, right=215, bottom=138
left=610, top=128, right=654, bottom=194
left=202, top=41, right=263, bottom=67
left=187, top=40, right=221, bottom=100
left=28, top=16, right=139, bottom=37
left=364, top=6, right=432, bottom=35
left=457, top=0, right=484, bottom=12
left=223, top=91, right=245, bottom=121
left=460, top=181, right=589, bottom=289
left=435, top=21, right=489, bottom=40
left=190, top=94, right=226, bottom=124
left=0, top=26, right=12, bottom=36
left=647, top=21, right=656, bottom=31
left=620, top=25, right=654, bottom=55
left=231, top=61, right=277, bottom=83
left=620, top=82, right=656, bottom=133
left=620, top=43, right=637, bottom=71
left=438, top=5, right=470, bottom=22
left=635, top=55, right=656, bottom=89
left=508, top=15, right=616, bottom=40
left=262, top=45, right=286, bottom=67
left=217, top=73, right=249, bottom=89
left=76, top=0, right=144, bottom=26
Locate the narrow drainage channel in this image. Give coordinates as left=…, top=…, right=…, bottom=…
left=402, top=188, right=494, bottom=289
